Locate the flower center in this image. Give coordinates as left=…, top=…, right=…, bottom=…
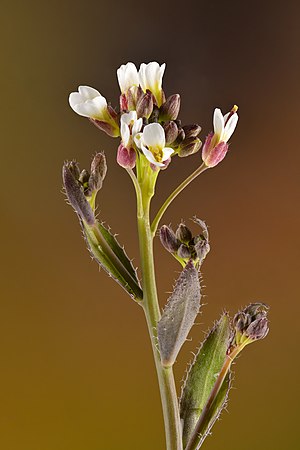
left=149, top=145, right=163, bottom=162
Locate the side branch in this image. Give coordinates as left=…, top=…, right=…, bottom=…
left=151, top=163, right=208, bottom=236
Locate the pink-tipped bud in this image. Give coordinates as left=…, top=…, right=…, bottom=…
left=202, top=133, right=229, bottom=168
left=117, top=144, right=136, bottom=169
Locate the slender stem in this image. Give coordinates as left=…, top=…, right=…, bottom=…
left=185, top=346, right=241, bottom=450
left=151, top=163, right=208, bottom=236
left=137, top=196, right=183, bottom=450
left=126, top=168, right=143, bottom=218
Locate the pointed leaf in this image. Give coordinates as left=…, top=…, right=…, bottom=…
left=83, top=220, right=143, bottom=301
left=180, top=314, right=231, bottom=447
left=157, top=260, right=201, bottom=367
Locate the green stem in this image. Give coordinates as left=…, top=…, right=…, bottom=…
left=151, top=163, right=208, bottom=236
left=137, top=196, right=183, bottom=450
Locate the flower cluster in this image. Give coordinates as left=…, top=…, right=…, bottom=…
left=69, top=61, right=238, bottom=170
left=160, top=218, right=210, bottom=269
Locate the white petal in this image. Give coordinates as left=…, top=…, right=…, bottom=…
left=121, top=111, right=137, bottom=126
left=142, top=123, right=165, bottom=148
left=72, top=100, right=101, bottom=118
left=121, top=122, right=130, bottom=147
left=213, top=108, right=224, bottom=138
left=132, top=117, right=143, bottom=135
left=78, top=86, right=101, bottom=100
left=92, top=95, right=107, bottom=111
left=69, top=92, right=83, bottom=110
left=223, top=113, right=238, bottom=142
left=146, top=62, right=157, bottom=90
left=162, top=147, right=174, bottom=161
left=159, top=63, right=166, bottom=86
left=139, top=63, right=147, bottom=91
left=141, top=145, right=165, bottom=167
left=117, top=62, right=139, bottom=93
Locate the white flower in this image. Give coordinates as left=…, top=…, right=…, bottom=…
left=139, top=62, right=166, bottom=106
left=120, top=111, right=142, bottom=148
left=117, top=62, right=139, bottom=93
left=202, top=106, right=239, bottom=168
left=69, top=86, right=108, bottom=120
left=135, top=123, right=174, bottom=167
left=212, top=106, right=238, bottom=146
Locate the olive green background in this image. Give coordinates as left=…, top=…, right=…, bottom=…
left=1, top=0, right=299, bottom=449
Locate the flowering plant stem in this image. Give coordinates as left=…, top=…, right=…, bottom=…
left=133, top=160, right=183, bottom=450
left=151, top=162, right=208, bottom=236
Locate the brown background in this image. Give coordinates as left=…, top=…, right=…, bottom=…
left=1, top=0, right=299, bottom=449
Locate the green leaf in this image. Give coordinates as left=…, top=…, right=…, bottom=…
left=157, top=260, right=201, bottom=367
left=180, top=314, right=231, bottom=447
left=82, top=220, right=143, bottom=301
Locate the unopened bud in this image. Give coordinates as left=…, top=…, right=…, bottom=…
left=160, top=94, right=181, bottom=121
left=233, top=303, right=269, bottom=345
left=177, top=244, right=192, bottom=259
left=176, top=223, right=192, bottom=243
left=173, top=128, right=185, bottom=146
left=178, top=137, right=202, bottom=157
left=136, top=91, right=153, bottom=119
left=160, top=225, right=180, bottom=253
left=68, top=161, right=80, bottom=179
left=182, top=124, right=201, bottom=138
left=79, top=169, right=90, bottom=185
left=117, top=144, right=136, bottom=169
left=88, top=152, right=107, bottom=195
left=246, top=316, right=269, bottom=341
left=62, top=162, right=95, bottom=225
left=163, top=121, right=179, bottom=145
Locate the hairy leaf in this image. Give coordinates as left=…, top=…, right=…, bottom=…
left=157, top=260, right=201, bottom=367
left=83, top=220, right=143, bottom=301
left=180, top=314, right=231, bottom=447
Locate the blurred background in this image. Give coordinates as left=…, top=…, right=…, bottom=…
left=1, top=0, right=299, bottom=449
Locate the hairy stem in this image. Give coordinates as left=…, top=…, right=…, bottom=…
left=151, top=163, right=208, bottom=236
left=137, top=195, right=183, bottom=450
